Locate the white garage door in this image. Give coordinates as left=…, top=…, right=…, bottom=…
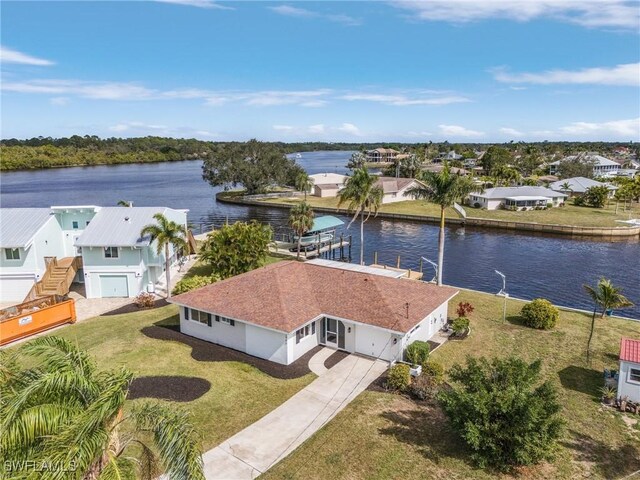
left=0, top=275, right=36, bottom=302
left=100, top=275, right=129, bottom=298
left=354, top=325, right=397, bottom=361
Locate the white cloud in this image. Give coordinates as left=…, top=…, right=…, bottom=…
left=338, top=123, right=361, bottom=136
left=499, top=127, right=524, bottom=136
left=391, top=1, right=640, bottom=30
left=2, top=79, right=155, bottom=100
left=341, top=92, right=470, bottom=106
left=108, top=121, right=219, bottom=138
left=438, top=124, right=484, bottom=138
left=559, top=117, right=640, bottom=138
left=154, top=0, right=234, bottom=10
left=0, top=46, right=54, bottom=66
left=273, top=125, right=294, bottom=131
left=308, top=124, right=326, bottom=134
left=493, top=63, right=640, bottom=87
left=50, top=97, right=69, bottom=106
left=269, top=4, right=362, bottom=26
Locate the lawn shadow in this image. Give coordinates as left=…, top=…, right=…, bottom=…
left=558, top=365, right=601, bottom=398
left=102, top=299, right=170, bottom=316
left=378, top=404, right=473, bottom=468
left=128, top=376, right=211, bottom=402
left=506, top=314, right=527, bottom=327
left=182, top=263, right=214, bottom=279
left=141, top=322, right=320, bottom=379
left=561, top=429, right=640, bottom=479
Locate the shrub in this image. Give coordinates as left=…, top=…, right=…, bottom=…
left=387, top=363, right=411, bottom=391
left=521, top=298, right=559, bottom=330
left=405, top=340, right=430, bottom=366
left=451, top=317, right=470, bottom=335
left=421, top=360, right=445, bottom=385
left=409, top=374, right=437, bottom=401
left=172, top=275, right=217, bottom=295
left=439, top=356, right=563, bottom=470
left=134, top=292, right=155, bottom=309
left=473, top=202, right=481, bottom=209
left=456, top=301, right=474, bottom=318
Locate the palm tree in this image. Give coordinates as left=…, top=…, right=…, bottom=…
left=0, top=336, right=204, bottom=479
left=117, top=200, right=133, bottom=207
left=141, top=213, right=187, bottom=298
left=289, top=202, right=315, bottom=259
left=295, top=172, right=313, bottom=200
left=583, top=278, right=634, bottom=362
left=408, top=164, right=479, bottom=285
left=559, top=182, right=573, bottom=196
left=337, top=168, right=384, bottom=265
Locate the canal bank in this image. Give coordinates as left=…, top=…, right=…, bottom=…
left=217, top=192, right=640, bottom=240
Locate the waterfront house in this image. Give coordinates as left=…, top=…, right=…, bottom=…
left=618, top=338, right=640, bottom=403
left=170, top=260, right=458, bottom=365
left=309, top=174, right=424, bottom=204
left=0, top=205, right=187, bottom=302
left=366, top=148, right=399, bottom=164
left=549, top=153, right=621, bottom=178
left=468, top=186, right=566, bottom=210
left=75, top=207, right=188, bottom=298
left=549, top=177, right=618, bottom=197
left=309, top=173, right=349, bottom=198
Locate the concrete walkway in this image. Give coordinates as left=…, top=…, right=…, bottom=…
left=202, top=354, right=388, bottom=479
left=307, top=346, right=334, bottom=376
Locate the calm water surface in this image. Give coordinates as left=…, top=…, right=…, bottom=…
left=1, top=151, right=638, bottom=318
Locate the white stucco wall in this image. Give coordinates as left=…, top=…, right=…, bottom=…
left=618, top=360, right=640, bottom=403
left=288, top=319, right=320, bottom=364
left=246, top=324, right=288, bottom=364
left=82, top=246, right=144, bottom=298
left=354, top=325, right=401, bottom=362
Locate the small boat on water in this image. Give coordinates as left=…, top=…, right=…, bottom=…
left=295, top=153, right=302, bottom=159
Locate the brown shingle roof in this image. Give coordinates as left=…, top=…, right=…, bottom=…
left=375, top=176, right=419, bottom=194
left=171, top=261, right=458, bottom=334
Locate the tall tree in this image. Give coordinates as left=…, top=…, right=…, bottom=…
left=289, top=202, right=315, bottom=259
left=583, top=278, right=634, bottom=362
left=141, top=213, right=187, bottom=298
left=480, top=146, right=512, bottom=174
left=346, top=151, right=367, bottom=171
left=408, top=164, right=479, bottom=285
left=0, top=336, right=204, bottom=479
left=337, top=168, right=383, bottom=265
left=295, top=171, right=313, bottom=200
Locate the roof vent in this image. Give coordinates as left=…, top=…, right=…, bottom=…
left=124, top=216, right=130, bottom=222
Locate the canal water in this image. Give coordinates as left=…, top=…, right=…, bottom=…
left=1, top=151, right=638, bottom=318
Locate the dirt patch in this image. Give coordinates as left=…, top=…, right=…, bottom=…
left=141, top=324, right=320, bottom=379
left=128, top=376, right=211, bottom=402
left=102, top=299, right=169, bottom=316
left=324, top=350, right=349, bottom=370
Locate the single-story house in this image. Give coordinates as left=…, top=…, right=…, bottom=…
left=309, top=173, right=349, bottom=198
left=617, top=168, right=639, bottom=178
left=618, top=338, right=640, bottom=403
left=376, top=177, right=424, bottom=204
left=170, top=260, right=458, bottom=365
left=434, top=151, right=463, bottom=163
left=549, top=177, right=618, bottom=197
left=75, top=206, right=188, bottom=298
left=468, top=186, right=567, bottom=210
left=549, top=153, right=620, bottom=178
left=423, top=165, right=469, bottom=176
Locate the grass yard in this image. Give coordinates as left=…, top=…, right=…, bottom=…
left=10, top=301, right=313, bottom=451
left=262, top=290, right=640, bottom=480
left=256, top=195, right=640, bottom=228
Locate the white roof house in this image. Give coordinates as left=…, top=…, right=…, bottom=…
left=0, top=209, right=55, bottom=248
left=469, top=186, right=566, bottom=211
left=549, top=177, right=617, bottom=195
left=549, top=153, right=621, bottom=178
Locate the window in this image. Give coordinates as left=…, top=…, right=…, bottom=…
left=72, top=221, right=79, bottom=229
left=630, top=368, right=640, bottom=383
left=215, top=315, right=235, bottom=326
left=296, top=323, right=314, bottom=344
left=189, top=308, right=210, bottom=325
left=104, top=247, right=119, bottom=258
left=4, top=248, right=20, bottom=260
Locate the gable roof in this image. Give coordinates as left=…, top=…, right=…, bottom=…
left=554, top=153, right=619, bottom=167
left=474, top=186, right=567, bottom=200
left=549, top=177, right=615, bottom=193
left=171, top=261, right=458, bottom=334
left=75, top=207, right=172, bottom=247
left=375, top=177, right=419, bottom=194
left=620, top=337, right=640, bottom=364
left=0, top=208, right=55, bottom=248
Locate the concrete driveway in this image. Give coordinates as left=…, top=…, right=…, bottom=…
left=202, top=353, right=387, bottom=479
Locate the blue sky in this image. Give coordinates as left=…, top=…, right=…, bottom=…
left=1, top=0, right=639, bottom=142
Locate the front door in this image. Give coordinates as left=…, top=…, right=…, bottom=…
left=323, top=318, right=346, bottom=350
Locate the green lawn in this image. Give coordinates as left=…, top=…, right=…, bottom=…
left=257, top=195, right=640, bottom=228
left=262, top=290, right=640, bottom=480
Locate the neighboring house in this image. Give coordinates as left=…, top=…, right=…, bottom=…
left=75, top=207, right=188, bottom=298
left=170, top=260, right=458, bottom=365
left=549, top=177, right=618, bottom=197
left=549, top=153, right=621, bottom=178
left=617, top=168, right=639, bottom=178
left=423, top=165, right=469, bottom=176
left=309, top=173, right=349, bottom=198
left=366, top=148, right=399, bottom=163
left=618, top=338, right=640, bottom=403
left=0, top=206, right=99, bottom=302
left=434, top=151, right=463, bottom=163
left=375, top=177, right=424, bottom=204
left=468, top=186, right=567, bottom=210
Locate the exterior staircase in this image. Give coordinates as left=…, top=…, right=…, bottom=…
left=24, top=256, right=82, bottom=302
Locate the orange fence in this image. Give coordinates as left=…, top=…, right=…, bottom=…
left=0, top=296, right=76, bottom=346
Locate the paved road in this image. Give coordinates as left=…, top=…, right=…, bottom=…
left=202, top=353, right=388, bottom=479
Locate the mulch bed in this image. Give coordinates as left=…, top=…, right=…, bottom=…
left=324, top=350, right=350, bottom=370
left=102, top=299, right=170, bottom=316
left=141, top=325, right=321, bottom=379
left=128, top=376, right=211, bottom=402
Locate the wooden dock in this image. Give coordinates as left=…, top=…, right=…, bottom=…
left=271, top=239, right=351, bottom=260
left=369, top=263, right=423, bottom=280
